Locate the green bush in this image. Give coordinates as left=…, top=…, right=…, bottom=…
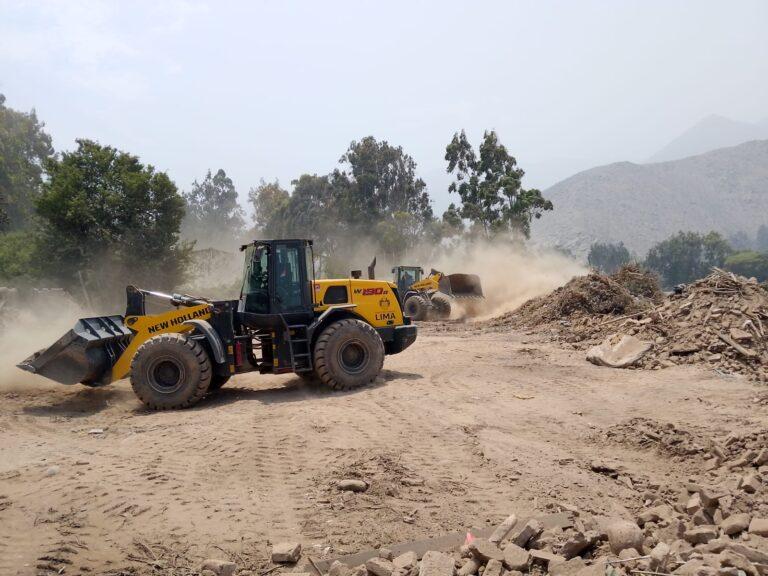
left=724, top=251, right=768, bottom=282
left=0, top=230, right=37, bottom=282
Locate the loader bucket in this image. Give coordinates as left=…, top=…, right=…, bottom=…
left=17, top=316, right=132, bottom=386
left=438, top=273, right=484, bottom=299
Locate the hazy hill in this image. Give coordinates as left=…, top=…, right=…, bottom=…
left=532, top=139, right=768, bottom=258
left=648, top=114, right=768, bottom=163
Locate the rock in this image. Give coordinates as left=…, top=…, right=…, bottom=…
left=754, top=448, right=768, bottom=466
left=748, top=518, right=768, bottom=537
left=457, top=558, right=481, bottom=576
left=649, top=542, right=671, bottom=572
left=44, top=465, right=60, bottom=477
left=529, top=549, right=566, bottom=568
left=394, top=552, right=419, bottom=570
left=618, top=548, right=640, bottom=569
left=511, top=519, right=543, bottom=548
left=329, top=561, right=350, bottom=576
left=419, top=551, right=456, bottom=576
left=366, top=558, right=394, bottom=576
left=691, top=509, right=714, bottom=526
left=730, top=328, right=753, bottom=342
left=686, top=493, right=702, bottom=514
left=483, top=559, right=503, bottom=576
left=88, top=428, right=104, bottom=435
left=201, top=559, right=237, bottom=576
left=606, top=519, right=644, bottom=554
left=574, top=564, right=605, bottom=576
left=401, top=477, right=425, bottom=487
left=469, top=539, right=504, bottom=563
left=673, top=559, right=717, bottom=576
left=379, top=549, right=394, bottom=561
left=489, top=514, right=519, bottom=545
left=272, top=542, right=302, bottom=563
left=551, top=557, right=586, bottom=576
left=721, top=513, right=751, bottom=535
left=726, top=542, right=768, bottom=565
left=697, top=488, right=723, bottom=509
left=684, top=525, right=719, bottom=545
left=718, top=549, right=759, bottom=576
left=587, top=335, right=652, bottom=368
left=739, top=473, right=761, bottom=494
left=337, top=479, right=368, bottom=492
left=559, top=531, right=599, bottom=559
left=503, top=544, right=530, bottom=571
left=638, top=504, right=674, bottom=526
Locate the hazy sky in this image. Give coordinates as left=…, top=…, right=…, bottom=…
left=1, top=0, right=767, bottom=214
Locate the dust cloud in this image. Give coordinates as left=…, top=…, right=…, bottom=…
left=430, top=242, right=586, bottom=320
left=0, top=293, right=85, bottom=391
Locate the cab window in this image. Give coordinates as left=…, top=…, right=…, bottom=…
left=275, top=243, right=304, bottom=312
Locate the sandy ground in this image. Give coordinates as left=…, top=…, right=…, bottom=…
left=1, top=322, right=766, bottom=575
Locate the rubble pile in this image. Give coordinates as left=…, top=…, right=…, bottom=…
left=492, top=268, right=768, bottom=382
left=603, top=418, right=707, bottom=457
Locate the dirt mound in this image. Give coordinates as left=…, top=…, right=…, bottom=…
left=489, top=272, right=639, bottom=329
left=602, top=417, right=707, bottom=457
left=491, top=268, right=768, bottom=382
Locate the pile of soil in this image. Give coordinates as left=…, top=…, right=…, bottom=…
left=490, top=268, right=768, bottom=382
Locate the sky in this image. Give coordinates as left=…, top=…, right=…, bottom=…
left=1, top=0, right=767, bottom=215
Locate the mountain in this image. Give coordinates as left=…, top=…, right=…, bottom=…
left=648, top=114, right=768, bottom=163
left=532, top=139, right=768, bottom=258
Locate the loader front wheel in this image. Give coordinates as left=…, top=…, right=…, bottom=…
left=130, top=333, right=212, bottom=410
left=313, top=319, right=384, bottom=391
left=403, top=294, right=430, bottom=321
left=430, top=292, right=452, bottom=318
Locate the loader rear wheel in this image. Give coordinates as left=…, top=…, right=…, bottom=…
left=130, top=333, right=212, bottom=410
left=430, top=292, right=452, bottom=318
left=403, top=294, right=430, bottom=321
left=313, top=319, right=384, bottom=391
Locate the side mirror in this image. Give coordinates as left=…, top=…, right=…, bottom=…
left=351, top=270, right=362, bottom=279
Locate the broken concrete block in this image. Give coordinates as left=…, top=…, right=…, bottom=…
left=587, top=334, right=652, bottom=368
left=489, top=514, right=519, bottom=545
left=638, top=504, right=674, bottom=527
left=691, top=509, right=714, bottom=526
left=721, top=513, right=751, bottom=535
left=503, top=544, right=530, bottom=572
left=511, top=519, right=543, bottom=548
left=559, top=531, right=599, bottom=559
left=272, top=542, right=302, bottom=563
left=550, top=557, right=586, bottom=576
left=483, top=559, right=503, bottom=576
left=457, top=558, right=481, bottom=576
left=606, top=519, right=644, bottom=555
left=394, top=552, right=419, bottom=571
left=617, top=548, right=640, bottom=570
left=419, top=551, right=456, bottom=576
left=337, top=479, right=368, bottom=492
left=649, top=542, right=671, bottom=572
left=367, top=558, right=394, bottom=576
left=718, top=549, right=759, bottom=576
left=201, top=559, right=237, bottom=576
left=686, top=493, right=702, bottom=514
left=754, top=448, right=768, bottom=466
left=379, top=548, right=394, bottom=561
left=329, top=561, right=350, bottom=576
left=729, top=328, right=752, bottom=342
left=739, top=473, right=761, bottom=494
left=748, top=518, right=768, bottom=537
left=469, top=539, right=504, bottom=563
left=697, top=488, right=723, bottom=509
left=683, top=525, right=718, bottom=545
left=529, top=549, right=566, bottom=568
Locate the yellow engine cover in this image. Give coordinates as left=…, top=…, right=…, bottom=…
left=313, top=279, right=404, bottom=328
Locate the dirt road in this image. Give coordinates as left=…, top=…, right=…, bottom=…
left=1, top=324, right=765, bottom=575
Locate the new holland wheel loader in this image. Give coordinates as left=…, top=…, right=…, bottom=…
left=18, top=239, right=417, bottom=410
left=393, top=266, right=484, bottom=320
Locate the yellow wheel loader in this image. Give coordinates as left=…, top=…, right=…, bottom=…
left=393, top=266, right=484, bottom=320
left=18, top=239, right=417, bottom=410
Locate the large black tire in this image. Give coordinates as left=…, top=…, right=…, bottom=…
left=208, top=373, right=231, bottom=391
left=430, top=292, right=452, bottom=319
left=313, top=319, right=384, bottom=391
left=297, top=370, right=318, bottom=383
left=130, top=333, right=212, bottom=410
left=403, top=294, right=430, bottom=321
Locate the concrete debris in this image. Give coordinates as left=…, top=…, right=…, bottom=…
left=419, top=551, right=456, bottom=576
left=503, top=543, right=531, bottom=571
left=366, top=557, right=394, bottom=576
left=490, top=268, right=768, bottom=382
left=468, top=539, right=504, bottom=564
left=586, top=334, right=652, bottom=368
left=337, top=479, right=369, bottom=492
left=200, top=559, right=237, bottom=576
left=606, top=519, right=644, bottom=554
left=272, top=542, right=302, bottom=564
left=721, top=513, right=751, bottom=535
left=749, top=518, right=768, bottom=537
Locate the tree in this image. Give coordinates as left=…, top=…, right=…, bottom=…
left=644, top=231, right=733, bottom=288
left=445, top=130, right=552, bottom=239
left=182, top=168, right=245, bottom=249
left=0, top=230, right=37, bottom=282
left=248, top=179, right=290, bottom=237
left=724, top=251, right=768, bottom=282
left=36, top=139, right=189, bottom=301
left=588, top=241, right=631, bottom=274
left=0, top=94, right=54, bottom=230
left=335, top=136, right=433, bottom=231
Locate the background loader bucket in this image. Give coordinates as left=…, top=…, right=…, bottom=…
left=17, top=316, right=131, bottom=386
left=438, top=273, right=484, bottom=299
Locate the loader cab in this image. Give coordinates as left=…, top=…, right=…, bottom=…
left=240, top=239, right=315, bottom=323
left=392, top=265, right=423, bottom=295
